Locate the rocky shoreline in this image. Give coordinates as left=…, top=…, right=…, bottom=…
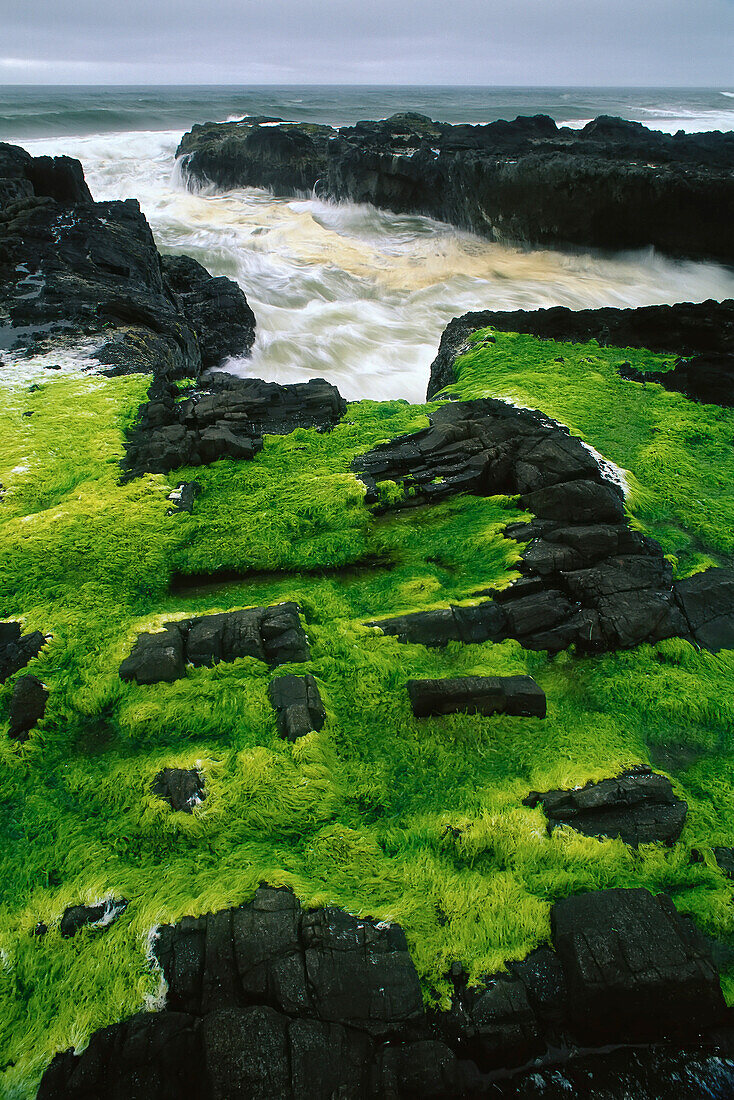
left=176, top=113, right=734, bottom=261
left=2, top=142, right=734, bottom=1098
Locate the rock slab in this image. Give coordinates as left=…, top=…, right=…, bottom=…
left=268, top=674, right=326, bottom=741
left=407, top=675, right=546, bottom=719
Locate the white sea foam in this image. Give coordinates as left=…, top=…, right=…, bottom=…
left=15, top=127, right=734, bottom=404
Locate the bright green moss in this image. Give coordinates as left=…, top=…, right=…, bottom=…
left=0, top=334, right=733, bottom=1097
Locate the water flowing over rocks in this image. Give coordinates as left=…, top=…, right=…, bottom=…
left=0, top=144, right=255, bottom=378
left=152, top=767, right=206, bottom=813
left=268, top=674, right=326, bottom=742
left=524, top=765, right=688, bottom=846
left=119, top=604, right=310, bottom=685
left=176, top=113, right=734, bottom=262
left=407, top=675, right=546, bottom=719
left=36, top=884, right=731, bottom=1099
left=426, top=298, right=734, bottom=399
left=121, top=372, right=346, bottom=479
left=355, top=397, right=723, bottom=654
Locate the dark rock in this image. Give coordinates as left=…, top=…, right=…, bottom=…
left=59, top=898, right=128, bottom=938
left=120, top=604, right=310, bottom=685
left=8, top=673, right=48, bottom=741
left=407, top=675, right=546, bottom=719
left=550, top=887, right=726, bottom=1043
left=268, top=674, right=326, bottom=741
left=166, top=480, right=201, bottom=515
left=714, top=847, right=734, bottom=879
left=122, top=374, right=346, bottom=479
left=152, top=768, right=206, bottom=813
left=674, top=568, right=734, bottom=652
left=426, top=298, right=734, bottom=399
left=0, top=621, right=47, bottom=682
left=0, top=141, right=93, bottom=205
left=524, top=765, right=688, bottom=846
left=619, top=352, right=734, bottom=408
left=507, top=947, right=568, bottom=1026
left=177, top=115, right=734, bottom=263
left=161, top=254, right=256, bottom=371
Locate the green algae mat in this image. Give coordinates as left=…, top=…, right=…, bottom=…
left=1, top=331, right=734, bottom=1097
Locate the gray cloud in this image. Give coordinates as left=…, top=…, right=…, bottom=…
left=0, top=0, right=732, bottom=84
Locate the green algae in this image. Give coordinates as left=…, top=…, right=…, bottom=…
left=0, top=334, right=733, bottom=1097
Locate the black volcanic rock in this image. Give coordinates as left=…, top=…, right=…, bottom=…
left=120, top=604, right=310, bottom=685
left=0, top=621, right=47, bottom=682
left=0, top=142, right=93, bottom=205
left=407, top=675, right=546, bottom=719
left=268, top=673, right=326, bottom=741
left=122, top=373, right=346, bottom=478
left=524, top=765, right=688, bottom=846
left=152, top=767, right=206, bottom=813
left=426, top=299, right=734, bottom=399
left=59, top=898, right=128, bottom=938
left=8, top=673, right=48, bottom=741
left=161, top=254, right=256, bottom=371
left=618, top=352, right=734, bottom=408
left=37, top=885, right=730, bottom=1098
left=673, top=568, right=734, bottom=653
left=177, top=114, right=734, bottom=262
left=358, top=397, right=692, bottom=655
left=714, top=848, right=734, bottom=879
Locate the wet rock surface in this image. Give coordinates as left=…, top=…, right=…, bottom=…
left=177, top=114, right=734, bottom=262
left=0, top=621, right=47, bottom=682
left=0, top=143, right=255, bottom=378
left=356, top=397, right=719, bottom=655
left=524, top=765, right=688, bottom=846
left=8, top=673, right=48, bottom=741
left=426, top=299, right=734, bottom=399
left=407, top=675, right=546, bottom=719
left=152, top=767, right=206, bottom=813
left=37, top=885, right=731, bottom=1098
left=119, top=603, right=310, bottom=685
left=618, top=352, right=734, bottom=408
left=121, top=373, right=346, bottom=478
left=59, top=899, right=128, bottom=939
left=268, top=673, right=326, bottom=741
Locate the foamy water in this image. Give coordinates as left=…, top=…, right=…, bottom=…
left=17, top=126, right=734, bottom=403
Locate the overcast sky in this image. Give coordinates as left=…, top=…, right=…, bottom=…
left=1, top=0, right=732, bottom=86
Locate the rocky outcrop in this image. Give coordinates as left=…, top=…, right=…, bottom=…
left=152, top=768, right=206, bottom=813
left=618, top=353, right=734, bottom=408
left=524, top=765, right=687, bottom=846
left=176, top=114, right=734, bottom=262
left=120, top=604, right=310, bottom=685
left=0, top=621, right=47, bottom=682
left=268, top=674, right=326, bottom=741
left=37, top=885, right=730, bottom=1098
left=121, top=372, right=346, bottom=478
left=356, top=397, right=715, bottom=655
left=672, top=568, right=734, bottom=653
left=407, top=675, right=546, bottom=719
left=426, top=299, right=734, bottom=399
left=8, top=673, right=48, bottom=741
left=0, top=144, right=255, bottom=379
left=59, top=899, right=128, bottom=939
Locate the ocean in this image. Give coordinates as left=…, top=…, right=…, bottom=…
left=3, top=85, right=734, bottom=401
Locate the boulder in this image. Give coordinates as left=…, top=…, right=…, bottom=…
left=59, top=898, right=128, bottom=938
left=8, top=673, right=48, bottom=741
left=268, top=674, right=326, bottom=741
left=152, top=768, right=206, bottom=813
left=524, top=765, right=688, bottom=846
left=166, top=481, right=201, bottom=515
left=0, top=621, right=47, bottom=682
left=120, top=604, right=310, bottom=685
left=714, top=847, right=734, bottom=879
left=161, top=254, right=256, bottom=371
left=619, top=352, right=734, bottom=408
left=407, top=676, right=546, bottom=719
left=674, top=568, right=734, bottom=652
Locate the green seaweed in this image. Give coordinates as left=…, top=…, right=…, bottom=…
left=0, top=331, right=733, bottom=1097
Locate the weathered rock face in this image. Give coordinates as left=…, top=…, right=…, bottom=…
left=407, top=675, right=546, bottom=719
left=8, top=673, right=48, bottom=741
left=121, top=373, right=346, bottom=478
left=59, top=899, right=128, bottom=939
left=674, top=568, right=734, bottom=653
left=357, top=397, right=710, bottom=655
left=37, top=885, right=730, bottom=1098
left=176, top=114, right=734, bottom=262
left=0, top=144, right=256, bottom=379
left=152, top=768, right=206, bottom=813
left=0, top=621, right=47, bottom=682
left=524, top=765, right=688, bottom=846
left=426, top=299, right=734, bottom=399
left=120, top=604, right=310, bottom=685
left=618, top=353, right=734, bottom=408
left=268, top=674, right=326, bottom=741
